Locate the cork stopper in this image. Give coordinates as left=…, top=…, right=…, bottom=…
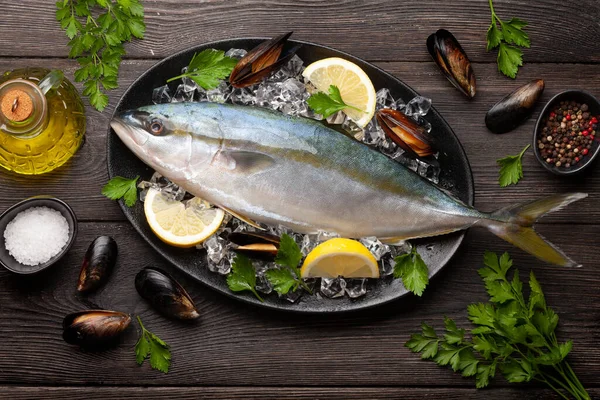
left=1, top=89, right=33, bottom=122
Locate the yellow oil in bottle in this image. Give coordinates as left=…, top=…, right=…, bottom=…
left=0, top=68, right=86, bottom=175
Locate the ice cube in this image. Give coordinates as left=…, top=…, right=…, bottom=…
left=376, top=88, right=396, bottom=110
left=320, top=277, right=346, bottom=298
left=404, top=96, right=432, bottom=117
left=281, top=55, right=304, bottom=77
left=301, top=233, right=319, bottom=256
left=225, top=48, right=248, bottom=59
left=206, top=81, right=231, bottom=103
left=342, top=119, right=364, bottom=138
left=230, top=87, right=256, bottom=105
left=152, top=85, right=172, bottom=104
left=345, top=279, right=367, bottom=298
left=172, top=84, right=194, bottom=103
left=326, top=111, right=347, bottom=125
left=360, top=237, right=390, bottom=261
left=255, top=262, right=276, bottom=294
left=416, top=159, right=440, bottom=184
left=280, top=78, right=306, bottom=101
left=283, top=289, right=303, bottom=303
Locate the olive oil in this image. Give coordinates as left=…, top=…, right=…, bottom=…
left=0, top=68, right=86, bottom=175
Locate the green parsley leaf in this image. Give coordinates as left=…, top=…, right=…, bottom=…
left=275, top=233, right=303, bottom=269
left=475, top=361, right=497, bottom=388
left=443, top=317, right=465, bottom=345
left=135, top=316, right=171, bottom=373
left=265, top=267, right=297, bottom=295
left=226, top=254, right=263, bottom=302
left=486, top=23, right=503, bottom=50
left=405, top=323, right=439, bottom=360
left=393, top=247, right=429, bottom=296
left=497, top=144, right=530, bottom=187
left=101, top=176, right=139, bottom=207
left=307, top=85, right=364, bottom=118
left=500, top=18, right=530, bottom=48
left=486, top=1, right=529, bottom=78
left=265, top=234, right=312, bottom=295
left=56, top=0, right=145, bottom=111
left=166, top=49, right=238, bottom=90
left=497, top=42, right=523, bottom=79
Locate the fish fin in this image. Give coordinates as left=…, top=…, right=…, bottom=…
left=481, top=193, right=587, bottom=267
left=219, top=206, right=265, bottom=230
left=212, top=150, right=275, bottom=175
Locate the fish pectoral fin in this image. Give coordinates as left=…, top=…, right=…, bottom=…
left=219, top=206, right=265, bottom=230
left=212, top=150, right=275, bottom=175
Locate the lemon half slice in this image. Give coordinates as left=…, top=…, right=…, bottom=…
left=144, top=188, right=224, bottom=248
left=303, top=57, right=377, bottom=128
left=300, top=238, right=379, bottom=279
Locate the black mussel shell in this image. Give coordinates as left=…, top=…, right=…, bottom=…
left=427, top=29, right=476, bottom=99
left=78, top=236, right=118, bottom=293
left=63, top=310, right=131, bottom=348
left=135, top=267, right=199, bottom=320
left=376, top=108, right=435, bottom=158
left=229, top=232, right=280, bottom=261
left=230, top=32, right=300, bottom=88
left=485, top=79, right=545, bottom=134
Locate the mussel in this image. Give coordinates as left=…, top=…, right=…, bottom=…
left=63, top=310, right=131, bottom=348
left=427, top=29, right=476, bottom=99
left=229, top=231, right=280, bottom=261
left=77, top=236, right=118, bottom=293
left=376, top=108, right=435, bottom=158
left=229, top=32, right=300, bottom=88
left=485, top=79, right=545, bottom=134
left=135, top=267, right=199, bottom=320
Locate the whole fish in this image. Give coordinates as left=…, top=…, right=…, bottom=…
left=111, top=102, right=585, bottom=267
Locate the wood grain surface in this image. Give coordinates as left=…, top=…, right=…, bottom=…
left=0, top=0, right=598, bottom=399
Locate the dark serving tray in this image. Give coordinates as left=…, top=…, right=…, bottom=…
left=107, top=37, right=474, bottom=313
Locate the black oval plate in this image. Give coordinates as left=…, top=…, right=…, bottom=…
left=107, top=38, right=474, bottom=313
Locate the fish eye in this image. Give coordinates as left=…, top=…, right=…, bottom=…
left=149, top=118, right=164, bottom=135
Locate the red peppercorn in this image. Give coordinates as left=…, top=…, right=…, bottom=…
left=550, top=112, right=556, bottom=118
left=582, top=148, right=589, bottom=155
left=566, top=114, right=571, bottom=121
left=583, top=130, right=589, bottom=136
left=575, top=157, right=580, bottom=162
left=592, top=117, right=599, bottom=124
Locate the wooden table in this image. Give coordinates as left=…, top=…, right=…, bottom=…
left=1, top=1, right=599, bottom=398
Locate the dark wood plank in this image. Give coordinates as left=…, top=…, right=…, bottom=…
left=2, top=386, right=599, bottom=399
left=1, top=0, right=599, bottom=63
left=0, top=222, right=597, bottom=386
left=0, top=59, right=599, bottom=224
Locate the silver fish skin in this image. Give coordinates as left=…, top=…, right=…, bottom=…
left=111, top=102, right=585, bottom=267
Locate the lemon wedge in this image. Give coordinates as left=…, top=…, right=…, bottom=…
left=144, top=188, right=224, bottom=248
left=300, top=238, right=379, bottom=279
left=302, top=57, right=377, bottom=128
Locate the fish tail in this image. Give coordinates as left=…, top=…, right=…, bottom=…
left=479, top=193, right=587, bottom=267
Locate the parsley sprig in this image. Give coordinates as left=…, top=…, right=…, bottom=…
left=266, top=234, right=312, bottom=295
left=135, top=316, right=171, bottom=373
left=497, top=144, right=530, bottom=187
left=394, top=247, right=429, bottom=296
left=307, top=85, right=364, bottom=118
left=486, top=0, right=530, bottom=79
left=56, top=0, right=146, bottom=111
left=102, top=176, right=139, bottom=207
left=406, top=251, right=590, bottom=399
left=227, top=254, right=264, bottom=302
left=167, top=49, right=238, bottom=90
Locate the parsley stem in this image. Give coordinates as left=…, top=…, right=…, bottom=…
left=251, top=288, right=264, bottom=302
left=538, top=375, right=571, bottom=400
left=166, top=74, right=188, bottom=84
left=136, top=315, right=147, bottom=334
left=298, top=279, right=313, bottom=294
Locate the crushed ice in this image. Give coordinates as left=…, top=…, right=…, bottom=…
left=146, top=49, right=441, bottom=301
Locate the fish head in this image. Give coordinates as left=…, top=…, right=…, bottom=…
left=110, top=104, right=220, bottom=181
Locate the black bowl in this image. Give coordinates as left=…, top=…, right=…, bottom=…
left=0, top=196, right=78, bottom=274
left=107, top=37, right=474, bottom=313
left=533, top=90, right=600, bottom=176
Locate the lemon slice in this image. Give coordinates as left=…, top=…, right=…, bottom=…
left=300, top=238, right=379, bottom=279
left=302, top=57, right=377, bottom=128
left=144, top=188, right=224, bottom=248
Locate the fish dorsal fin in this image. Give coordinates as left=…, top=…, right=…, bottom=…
left=219, top=206, right=265, bottom=230
left=212, top=150, right=275, bottom=175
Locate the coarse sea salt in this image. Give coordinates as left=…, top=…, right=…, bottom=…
left=3, top=206, right=70, bottom=266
